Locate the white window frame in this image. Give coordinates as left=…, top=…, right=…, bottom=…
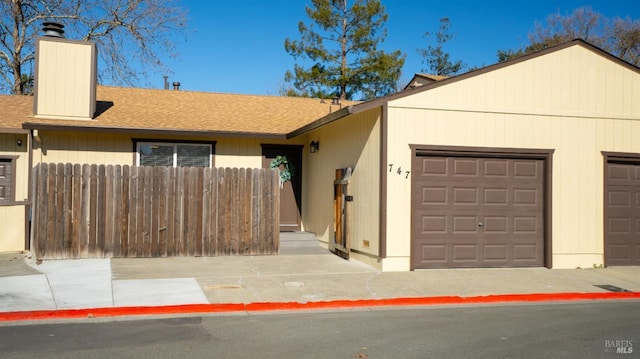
left=135, top=141, right=213, bottom=168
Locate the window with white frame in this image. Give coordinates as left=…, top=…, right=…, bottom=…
left=135, top=141, right=214, bottom=168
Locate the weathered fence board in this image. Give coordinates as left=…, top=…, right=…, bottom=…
left=31, top=164, right=280, bottom=259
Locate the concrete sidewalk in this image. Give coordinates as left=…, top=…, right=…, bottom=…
left=1, top=234, right=640, bottom=317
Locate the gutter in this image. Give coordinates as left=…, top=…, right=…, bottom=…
left=21, top=122, right=287, bottom=139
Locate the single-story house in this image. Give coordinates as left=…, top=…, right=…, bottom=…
left=1, top=34, right=639, bottom=271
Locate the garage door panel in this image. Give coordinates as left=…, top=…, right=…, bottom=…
left=452, top=216, right=480, bottom=233
left=608, top=190, right=631, bottom=207
left=513, top=160, right=539, bottom=178
left=453, top=245, right=478, bottom=261
left=412, top=155, right=545, bottom=269
left=453, top=187, right=478, bottom=204
left=484, top=160, right=508, bottom=177
left=422, top=186, right=447, bottom=204
left=483, top=245, right=508, bottom=261
left=483, top=216, right=507, bottom=233
left=423, top=158, right=448, bottom=176
left=420, top=244, right=447, bottom=262
left=484, top=188, right=508, bottom=204
left=453, top=159, right=479, bottom=176
left=421, top=215, right=447, bottom=233
left=605, top=161, right=640, bottom=266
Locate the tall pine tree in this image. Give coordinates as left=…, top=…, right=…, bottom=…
left=283, top=0, right=405, bottom=101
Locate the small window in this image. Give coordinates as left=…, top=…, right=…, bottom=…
left=136, top=142, right=214, bottom=168
left=0, top=157, right=16, bottom=203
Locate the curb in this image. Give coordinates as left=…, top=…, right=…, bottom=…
left=2, top=292, right=640, bottom=322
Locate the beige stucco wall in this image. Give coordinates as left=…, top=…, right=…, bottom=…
left=301, top=108, right=381, bottom=264
left=0, top=133, right=29, bottom=252
left=382, top=44, right=640, bottom=271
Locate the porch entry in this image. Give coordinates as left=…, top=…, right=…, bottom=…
left=331, top=168, right=351, bottom=259
left=261, top=145, right=303, bottom=232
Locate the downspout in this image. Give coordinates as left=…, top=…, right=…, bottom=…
left=379, top=103, right=388, bottom=260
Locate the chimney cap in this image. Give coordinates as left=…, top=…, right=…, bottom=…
left=42, top=22, right=65, bottom=38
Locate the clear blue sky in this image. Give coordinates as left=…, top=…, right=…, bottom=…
left=161, top=0, right=640, bottom=95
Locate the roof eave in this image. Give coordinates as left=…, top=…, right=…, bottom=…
left=21, top=122, right=287, bottom=139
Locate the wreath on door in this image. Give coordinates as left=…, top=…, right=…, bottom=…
left=270, top=155, right=295, bottom=188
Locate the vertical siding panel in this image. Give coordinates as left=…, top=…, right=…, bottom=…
left=88, top=164, right=98, bottom=257
left=250, top=169, right=260, bottom=255
left=183, top=167, right=193, bottom=255
left=120, top=165, right=130, bottom=257
left=210, top=168, right=219, bottom=256
left=218, top=168, right=229, bottom=255
left=135, top=167, right=146, bottom=257
left=103, top=165, right=114, bottom=258
left=53, top=163, right=65, bottom=259
left=175, top=168, right=185, bottom=256
left=166, top=167, right=177, bottom=256
left=158, top=166, right=169, bottom=257
left=79, top=164, right=91, bottom=258
left=36, top=164, right=49, bottom=259
left=142, top=166, right=153, bottom=257
left=240, top=168, right=251, bottom=254
left=112, top=165, right=123, bottom=257
left=127, top=166, right=139, bottom=258
left=202, top=168, right=211, bottom=256
left=272, top=168, right=280, bottom=254
left=230, top=168, right=239, bottom=254
left=150, top=166, right=161, bottom=257
left=62, top=163, right=73, bottom=258
left=96, top=165, right=106, bottom=258
left=71, top=164, right=82, bottom=258
left=195, top=168, right=204, bottom=256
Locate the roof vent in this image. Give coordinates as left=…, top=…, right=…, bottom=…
left=173, top=82, right=180, bottom=91
left=42, top=22, right=65, bottom=38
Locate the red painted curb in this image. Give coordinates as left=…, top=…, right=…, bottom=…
left=2, top=292, right=639, bottom=322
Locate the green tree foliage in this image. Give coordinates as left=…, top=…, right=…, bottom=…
left=283, top=0, right=405, bottom=101
left=498, top=6, right=640, bottom=66
left=0, top=0, right=187, bottom=95
left=417, top=18, right=464, bottom=76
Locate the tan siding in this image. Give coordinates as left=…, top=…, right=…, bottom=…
left=384, top=45, right=640, bottom=270
left=302, top=108, right=381, bottom=257
left=35, top=39, right=95, bottom=119
left=0, top=133, right=30, bottom=252
left=33, top=130, right=306, bottom=169
left=0, top=206, right=25, bottom=252
left=386, top=111, right=640, bottom=269
left=392, top=46, right=639, bottom=120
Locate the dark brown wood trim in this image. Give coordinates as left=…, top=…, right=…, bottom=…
left=601, top=151, right=640, bottom=267
left=410, top=145, right=554, bottom=269
left=27, top=131, right=34, bottom=250
left=379, top=103, right=388, bottom=259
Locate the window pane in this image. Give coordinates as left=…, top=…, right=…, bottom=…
left=177, top=145, right=210, bottom=167
left=139, top=144, right=174, bottom=166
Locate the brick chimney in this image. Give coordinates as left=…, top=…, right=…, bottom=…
left=34, top=22, right=98, bottom=120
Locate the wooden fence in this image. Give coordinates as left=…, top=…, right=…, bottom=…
left=31, top=163, right=280, bottom=259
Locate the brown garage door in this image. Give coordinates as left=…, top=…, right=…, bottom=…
left=605, top=161, right=640, bottom=266
left=411, top=155, right=545, bottom=269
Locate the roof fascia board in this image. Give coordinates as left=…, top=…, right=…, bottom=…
left=21, top=122, right=287, bottom=139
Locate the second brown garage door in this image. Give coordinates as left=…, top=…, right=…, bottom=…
left=411, top=154, right=546, bottom=269
left=604, top=160, right=640, bottom=266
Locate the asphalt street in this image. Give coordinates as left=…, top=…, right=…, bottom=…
left=1, top=301, right=638, bottom=358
